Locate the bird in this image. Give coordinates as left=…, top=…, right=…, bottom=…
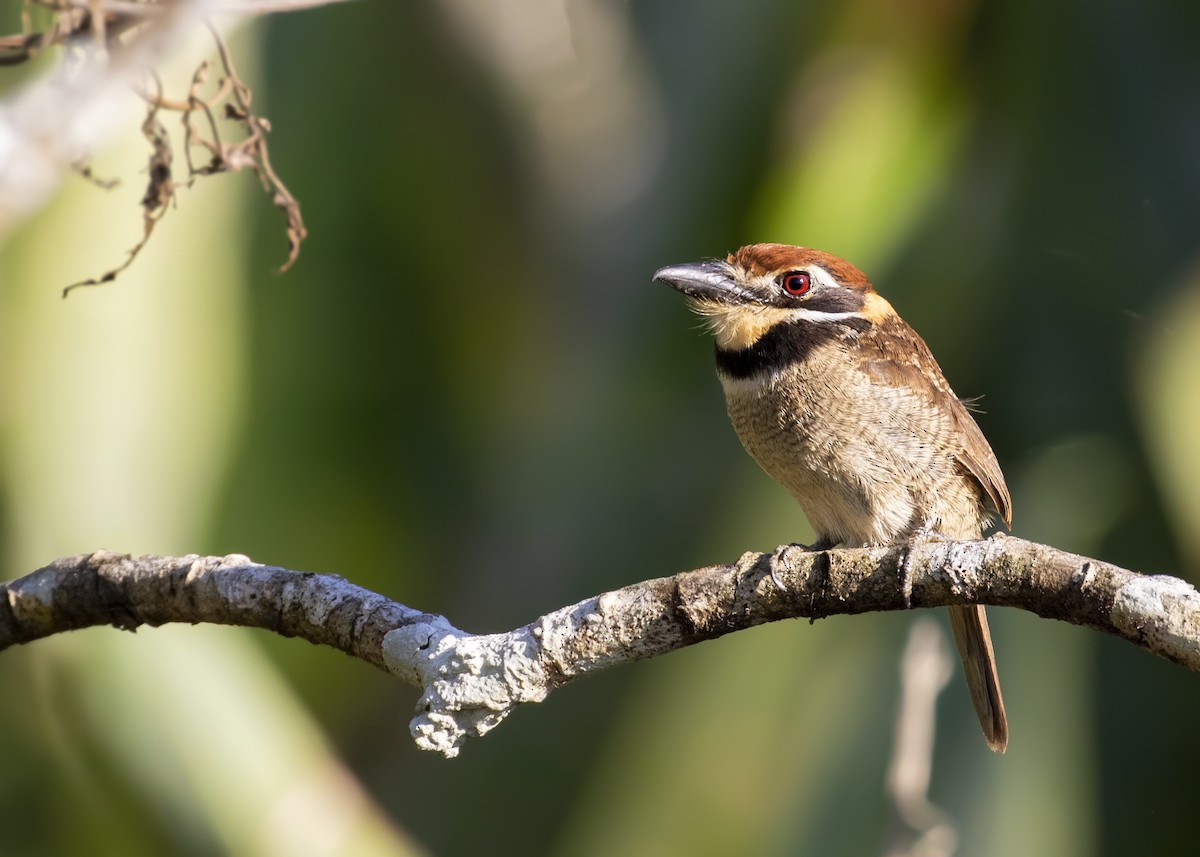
left=654, top=243, right=1010, bottom=752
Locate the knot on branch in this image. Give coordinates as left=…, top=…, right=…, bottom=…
left=383, top=620, right=549, bottom=758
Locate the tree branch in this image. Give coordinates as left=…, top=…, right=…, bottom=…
left=3, top=536, right=1198, bottom=757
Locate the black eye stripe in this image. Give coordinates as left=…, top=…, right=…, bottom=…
left=802, top=288, right=866, bottom=313
left=769, top=269, right=866, bottom=314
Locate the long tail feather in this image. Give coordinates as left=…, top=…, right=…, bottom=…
left=947, top=605, right=1008, bottom=752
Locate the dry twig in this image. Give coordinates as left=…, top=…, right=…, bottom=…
left=63, top=77, right=176, bottom=294
left=1, top=0, right=311, bottom=291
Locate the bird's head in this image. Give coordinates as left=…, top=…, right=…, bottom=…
left=654, top=243, right=893, bottom=351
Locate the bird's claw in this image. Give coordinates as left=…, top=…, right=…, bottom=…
left=769, top=539, right=835, bottom=591
left=898, top=527, right=946, bottom=609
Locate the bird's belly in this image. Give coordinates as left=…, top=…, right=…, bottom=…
left=720, top=372, right=965, bottom=545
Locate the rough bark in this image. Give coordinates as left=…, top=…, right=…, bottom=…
left=3, top=536, right=1197, bottom=757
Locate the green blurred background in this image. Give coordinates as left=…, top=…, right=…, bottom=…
left=3, top=0, right=1200, bottom=854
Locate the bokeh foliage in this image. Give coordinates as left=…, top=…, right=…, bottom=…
left=2, top=0, right=1200, bottom=854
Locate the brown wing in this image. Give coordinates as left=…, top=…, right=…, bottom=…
left=948, top=394, right=1012, bottom=527
left=856, top=314, right=1012, bottom=527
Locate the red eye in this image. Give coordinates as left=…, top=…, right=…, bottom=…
left=781, top=271, right=811, bottom=296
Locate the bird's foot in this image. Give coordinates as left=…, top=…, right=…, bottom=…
left=770, top=538, right=836, bottom=590
left=897, top=527, right=948, bottom=608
